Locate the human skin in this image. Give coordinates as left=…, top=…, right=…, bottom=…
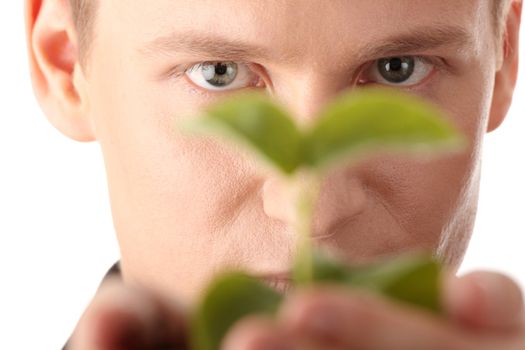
left=25, top=0, right=524, bottom=349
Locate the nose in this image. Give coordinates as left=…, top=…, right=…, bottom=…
left=262, top=73, right=366, bottom=239
left=262, top=168, right=367, bottom=239
left=270, top=70, right=354, bottom=126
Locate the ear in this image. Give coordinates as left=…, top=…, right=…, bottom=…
left=487, top=0, right=522, bottom=133
left=24, top=0, right=95, bottom=142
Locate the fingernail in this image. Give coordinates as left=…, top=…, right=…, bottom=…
left=222, top=325, right=292, bottom=350
left=290, top=302, right=341, bottom=341
left=227, top=335, right=291, bottom=350
left=257, top=337, right=292, bottom=350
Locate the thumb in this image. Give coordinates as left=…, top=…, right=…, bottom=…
left=444, top=270, right=524, bottom=332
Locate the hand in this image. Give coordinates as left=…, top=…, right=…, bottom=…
left=222, top=271, right=525, bottom=350
left=65, top=277, right=188, bottom=350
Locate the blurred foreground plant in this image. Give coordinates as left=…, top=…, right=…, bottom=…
left=180, top=87, right=466, bottom=350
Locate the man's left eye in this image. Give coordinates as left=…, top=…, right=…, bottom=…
left=358, top=56, right=437, bottom=87
left=184, top=61, right=263, bottom=92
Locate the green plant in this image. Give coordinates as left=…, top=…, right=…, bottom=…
left=180, top=87, right=466, bottom=350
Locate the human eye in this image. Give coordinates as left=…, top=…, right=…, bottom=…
left=357, top=56, right=439, bottom=89
left=172, top=61, right=265, bottom=96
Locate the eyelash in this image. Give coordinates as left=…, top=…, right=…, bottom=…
left=359, top=56, right=440, bottom=89
left=169, top=56, right=443, bottom=98
left=169, top=61, right=263, bottom=98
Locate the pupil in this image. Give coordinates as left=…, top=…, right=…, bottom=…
left=389, top=58, right=402, bottom=71
left=378, top=57, right=415, bottom=83
left=215, top=63, right=227, bottom=75
left=202, top=62, right=238, bottom=87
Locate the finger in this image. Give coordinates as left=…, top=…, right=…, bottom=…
left=277, top=285, right=472, bottom=350
left=221, top=314, right=349, bottom=350
left=67, top=277, right=188, bottom=350
left=445, top=271, right=525, bottom=332
left=220, top=315, right=297, bottom=350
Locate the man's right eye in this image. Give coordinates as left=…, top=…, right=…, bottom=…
left=181, top=61, right=265, bottom=93
left=358, top=56, right=438, bottom=88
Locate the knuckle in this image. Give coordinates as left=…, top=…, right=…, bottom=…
left=67, top=280, right=140, bottom=350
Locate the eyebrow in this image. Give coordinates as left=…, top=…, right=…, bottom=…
left=138, top=24, right=474, bottom=64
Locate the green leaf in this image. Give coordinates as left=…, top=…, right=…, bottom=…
left=302, top=251, right=442, bottom=313
left=180, top=91, right=303, bottom=174
left=345, top=254, right=443, bottom=313
left=191, top=272, right=284, bottom=350
left=304, top=88, right=466, bottom=172
left=307, top=250, right=352, bottom=283
left=180, top=87, right=465, bottom=176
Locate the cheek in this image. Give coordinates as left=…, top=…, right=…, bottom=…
left=131, top=83, right=264, bottom=229
left=100, top=97, right=260, bottom=238
left=90, top=76, right=269, bottom=301
left=358, top=58, right=494, bottom=252
left=360, top=153, right=474, bottom=242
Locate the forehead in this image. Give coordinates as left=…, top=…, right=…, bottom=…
left=96, top=0, right=490, bottom=68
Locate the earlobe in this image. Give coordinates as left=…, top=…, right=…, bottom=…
left=487, top=0, right=522, bottom=133
left=25, top=0, right=95, bottom=142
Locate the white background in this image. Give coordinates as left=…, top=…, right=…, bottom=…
left=0, top=2, right=523, bottom=350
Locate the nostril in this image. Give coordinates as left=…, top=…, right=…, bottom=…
left=262, top=170, right=368, bottom=240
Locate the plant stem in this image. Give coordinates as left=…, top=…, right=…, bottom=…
left=293, top=171, right=321, bottom=285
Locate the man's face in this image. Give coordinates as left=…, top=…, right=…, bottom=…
left=81, top=0, right=499, bottom=304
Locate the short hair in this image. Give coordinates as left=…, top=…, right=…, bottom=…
left=494, top=0, right=513, bottom=44
left=68, top=0, right=98, bottom=68
left=69, top=0, right=512, bottom=67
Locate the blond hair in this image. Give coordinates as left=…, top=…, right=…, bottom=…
left=69, top=0, right=513, bottom=67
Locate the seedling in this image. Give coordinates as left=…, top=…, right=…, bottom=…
left=179, top=87, right=466, bottom=350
